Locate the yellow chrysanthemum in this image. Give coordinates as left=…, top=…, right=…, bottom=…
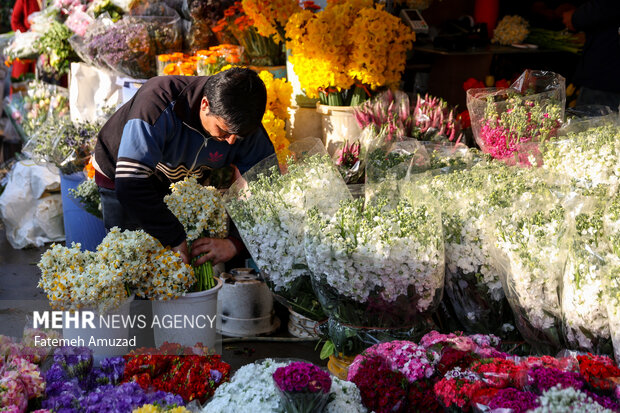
left=492, top=15, right=529, bottom=45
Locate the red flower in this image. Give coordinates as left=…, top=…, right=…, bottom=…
left=495, top=79, right=510, bottom=89
left=463, top=78, right=485, bottom=91
left=577, top=354, right=620, bottom=391
left=457, top=110, right=471, bottom=129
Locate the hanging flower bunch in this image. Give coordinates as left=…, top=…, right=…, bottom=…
left=286, top=0, right=414, bottom=106
left=492, top=15, right=529, bottom=46
left=241, top=0, right=301, bottom=43
left=257, top=70, right=293, bottom=164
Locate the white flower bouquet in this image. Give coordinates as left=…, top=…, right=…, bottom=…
left=205, top=359, right=367, bottom=413
left=165, top=176, right=228, bottom=291
left=38, top=227, right=195, bottom=313
left=489, top=175, right=568, bottom=353
left=419, top=160, right=516, bottom=336
left=561, top=196, right=612, bottom=354
left=224, top=138, right=350, bottom=320
left=603, top=193, right=620, bottom=363
left=304, top=190, right=444, bottom=356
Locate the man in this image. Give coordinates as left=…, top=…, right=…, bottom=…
left=563, top=0, right=620, bottom=110
left=93, top=67, right=274, bottom=266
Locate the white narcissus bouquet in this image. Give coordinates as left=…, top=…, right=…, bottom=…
left=224, top=140, right=350, bottom=320
left=603, top=193, right=620, bottom=363
left=38, top=228, right=195, bottom=313
left=164, top=176, right=228, bottom=291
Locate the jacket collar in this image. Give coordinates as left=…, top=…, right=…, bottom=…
left=173, top=76, right=210, bottom=134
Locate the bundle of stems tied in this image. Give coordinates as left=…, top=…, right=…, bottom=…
left=526, top=28, right=584, bottom=54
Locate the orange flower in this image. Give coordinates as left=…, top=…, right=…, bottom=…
left=179, top=61, right=196, bottom=75
left=163, top=63, right=179, bottom=75
left=224, top=8, right=235, bottom=17
left=84, top=158, right=96, bottom=179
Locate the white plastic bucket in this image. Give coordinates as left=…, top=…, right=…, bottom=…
left=316, top=102, right=362, bottom=156
left=151, top=277, right=222, bottom=349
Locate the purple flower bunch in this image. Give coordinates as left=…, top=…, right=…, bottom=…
left=273, top=362, right=331, bottom=394
left=528, top=366, right=585, bottom=392
left=42, top=347, right=184, bottom=413
left=487, top=388, right=539, bottom=413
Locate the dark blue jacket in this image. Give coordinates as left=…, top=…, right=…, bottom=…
left=94, top=75, right=274, bottom=247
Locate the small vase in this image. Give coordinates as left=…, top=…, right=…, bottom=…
left=151, top=277, right=223, bottom=349
left=327, top=353, right=356, bottom=380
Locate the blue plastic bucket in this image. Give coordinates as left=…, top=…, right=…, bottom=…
left=60, top=172, right=106, bottom=251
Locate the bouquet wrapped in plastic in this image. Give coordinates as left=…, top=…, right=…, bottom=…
left=305, top=170, right=445, bottom=357
left=3, top=80, right=69, bottom=142
left=419, top=160, right=517, bottom=337
left=561, top=196, right=612, bottom=355
left=467, top=69, right=565, bottom=163
left=22, top=117, right=101, bottom=175
left=603, top=193, right=620, bottom=363
left=71, top=13, right=182, bottom=78
left=488, top=171, right=568, bottom=353
left=224, top=138, right=350, bottom=321
left=273, top=362, right=333, bottom=413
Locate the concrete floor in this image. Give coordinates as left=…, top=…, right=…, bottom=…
left=0, top=226, right=325, bottom=372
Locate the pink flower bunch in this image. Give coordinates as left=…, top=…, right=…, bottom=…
left=349, top=340, right=438, bottom=383
left=478, top=96, right=561, bottom=161
left=335, top=140, right=360, bottom=169
left=434, top=368, right=485, bottom=411
left=0, top=356, right=45, bottom=413
left=273, top=362, right=331, bottom=394
left=65, top=8, right=94, bottom=36
left=420, top=330, right=506, bottom=359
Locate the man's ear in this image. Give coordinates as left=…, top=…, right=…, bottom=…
left=200, top=97, right=210, bottom=113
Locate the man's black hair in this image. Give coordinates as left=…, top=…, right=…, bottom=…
left=202, top=67, right=267, bottom=138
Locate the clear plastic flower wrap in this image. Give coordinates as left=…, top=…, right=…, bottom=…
left=22, top=117, right=100, bottom=175
left=466, top=69, right=565, bottom=163
left=305, top=169, right=445, bottom=357
left=417, top=160, right=518, bottom=337
left=224, top=138, right=350, bottom=321
left=603, top=193, right=620, bottom=364
left=4, top=80, right=70, bottom=143
left=71, top=12, right=183, bottom=78
left=561, top=195, right=612, bottom=355
left=487, top=173, right=568, bottom=353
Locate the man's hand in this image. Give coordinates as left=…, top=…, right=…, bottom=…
left=172, top=240, right=190, bottom=265
left=562, top=9, right=576, bottom=31
left=191, top=238, right=238, bottom=266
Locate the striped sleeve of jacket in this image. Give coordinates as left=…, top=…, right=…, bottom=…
left=114, top=110, right=187, bottom=248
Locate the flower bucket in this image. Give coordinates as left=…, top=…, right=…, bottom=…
left=62, top=295, right=134, bottom=365
left=316, top=102, right=362, bottom=156
left=327, top=353, right=356, bottom=380
left=151, top=277, right=223, bottom=349
left=60, top=172, right=106, bottom=251
left=287, top=308, right=319, bottom=339
left=287, top=106, right=323, bottom=143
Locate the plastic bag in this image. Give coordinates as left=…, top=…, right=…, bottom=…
left=305, top=169, right=445, bottom=356
left=224, top=137, right=350, bottom=321
left=487, top=179, right=567, bottom=353
left=0, top=161, right=64, bottom=249
left=69, top=61, right=123, bottom=124
left=467, top=69, right=565, bottom=163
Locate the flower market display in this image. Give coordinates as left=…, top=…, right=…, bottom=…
left=164, top=176, right=228, bottom=291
